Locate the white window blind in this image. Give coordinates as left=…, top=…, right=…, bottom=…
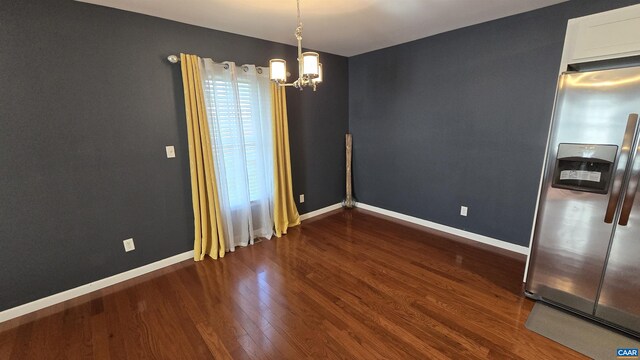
left=202, top=71, right=270, bottom=207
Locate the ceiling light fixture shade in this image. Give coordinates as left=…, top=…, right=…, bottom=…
left=269, top=0, right=322, bottom=91
left=302, top=52, right=319, bottom=76
left=269, top=59, right=287, bottom=82
left=312, top=63, right=323, bottom=84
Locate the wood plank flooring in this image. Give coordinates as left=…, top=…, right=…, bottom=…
left=0, top=209, right=584, bottom=359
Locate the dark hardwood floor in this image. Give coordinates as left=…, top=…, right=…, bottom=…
left=0, top=209, right=584, bottom=359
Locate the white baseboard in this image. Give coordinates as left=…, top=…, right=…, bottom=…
left=0, top=250, right=193, bottom=324
left=357, top=203, right=529, bottom=255
left=0, top=203, right=524, bottom=324
left=300, top=203, right=342, bottom=221
left=0, top=203, right=342, bottom=325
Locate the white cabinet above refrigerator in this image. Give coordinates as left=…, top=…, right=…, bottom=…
left=559, top=4, right=640, bottom=74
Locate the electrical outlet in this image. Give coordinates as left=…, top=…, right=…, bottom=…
left=300, top=194, right=305, bottom=203
left=460, top=206, right=468, bottom=217
left=123, top=238, right=136, bottom=252
left=165, top=145, right=176, bottom=158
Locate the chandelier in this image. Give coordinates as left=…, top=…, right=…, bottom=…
left=269, top=0, right=322, bottom=91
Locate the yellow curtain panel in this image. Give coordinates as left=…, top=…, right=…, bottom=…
left=180, top=53, right=226, bottom=260
left=271, top=83, right=301, bottom=237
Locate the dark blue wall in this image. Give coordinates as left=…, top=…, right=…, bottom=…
left=0, top=0, right=348, bottom=311
left=3, top=0, right=639, bottom=313
left=349, top=0, right=640, bottom=247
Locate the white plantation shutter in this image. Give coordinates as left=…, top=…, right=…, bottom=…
left=200, top=60, right=274, bottom=251
left=237, top=79, right=263, bottom=201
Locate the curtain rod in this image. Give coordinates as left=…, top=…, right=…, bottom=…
left=167, top=55, right=268, bottom=71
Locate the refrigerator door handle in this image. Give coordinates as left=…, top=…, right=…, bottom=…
left=619, top=177, right=638, bottom=226
left=605, top=114, right=639, bottom=223
left=619, top=115, right=640, bottom=226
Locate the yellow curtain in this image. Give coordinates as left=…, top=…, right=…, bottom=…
left=180, top=53, right=226, bottom=260
left=271, top=83, right=301, bottom=237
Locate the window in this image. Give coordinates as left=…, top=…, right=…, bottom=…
left=202, top=63, right=272, bottom=208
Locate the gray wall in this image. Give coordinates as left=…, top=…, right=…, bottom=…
left=0, top=0, right=348, bottom=311
left=349, top=0, right=640, bottom=247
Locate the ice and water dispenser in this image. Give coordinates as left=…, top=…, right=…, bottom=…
left=551, top=143, right=618, bottom=194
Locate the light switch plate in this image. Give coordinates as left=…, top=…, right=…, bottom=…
left=165, top=146, right=176, bottom=158
left=300, top=194, right=305, bottom=203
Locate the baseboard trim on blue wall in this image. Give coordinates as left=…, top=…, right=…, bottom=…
left=0, top=204, right=343, bottom=325
left=8, top=202, right=511, bottom=324
left=300, top=203, right=343, bottom=221
left=0, top=250, right=194, bottom=324
left=357, top=203, right=530, bottom=256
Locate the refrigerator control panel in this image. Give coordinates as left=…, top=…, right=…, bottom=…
left=552, top=143, right=618, bottom=194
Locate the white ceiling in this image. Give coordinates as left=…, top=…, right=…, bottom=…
left=76, top=0, right=567, bottom=57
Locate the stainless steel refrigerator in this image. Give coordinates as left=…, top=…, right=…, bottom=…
left=526, top=65, right=640, bottom=336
